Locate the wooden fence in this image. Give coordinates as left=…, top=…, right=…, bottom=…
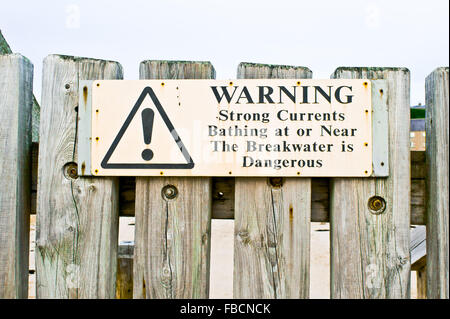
left=0, top=53, right=448, bottom=299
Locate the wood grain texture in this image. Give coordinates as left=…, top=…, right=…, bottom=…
left=134, top=60, right=215, bottom=299
left=237, top=62, right=311, bottom=80
left=234, top=63, right=312, bottom=298
left=36, top=55, right=123, bottom=298
left=0, top=54, right=33, bottom=298
left=330, top=67, right=411, bottom=298
left=425, top=67, right=449, bottom=299
left=116, top=242, right=134, bottom=299
left=1, top=29, right=40, bottom=142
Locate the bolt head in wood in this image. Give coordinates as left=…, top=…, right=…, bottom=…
left=269, top=177, right=283, bottom=188
left=368, top=196, right=386, bottom=214
left=63, top=162, right=78, bottom=180
left=162, top=185, right=178, bottom=200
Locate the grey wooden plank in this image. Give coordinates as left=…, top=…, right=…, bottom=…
left=0, top=54, right=33, bottom=298
left=36, top=54, right=122, bottom=298
left=1, top=29, right=40, bottom=142
left=133, top=60, right=215, bottom=299
left=330, top=67, right=411, bottom=299
left=234, top=62, right=312, bottom=298
left=425, top=67, right=449, bottom=299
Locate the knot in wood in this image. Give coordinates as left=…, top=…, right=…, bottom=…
left=267, top=241, right=277, bottom=248
left=397, top=256, right=409, bottom=266
left=201, top=233, right=208, bottom=244
left=160, top=266, right=173, bottom=287
left=237, top=230, right=250, bottom=245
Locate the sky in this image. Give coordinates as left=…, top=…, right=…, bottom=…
left=1, top=0, right=448, bottom=106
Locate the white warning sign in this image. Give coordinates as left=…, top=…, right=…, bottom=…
left=88, top=79, right=373, bottom=177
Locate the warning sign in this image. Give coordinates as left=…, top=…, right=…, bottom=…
left=88, top=79, right=373, bottom=177
left=101, top=87, right=194, bottom=169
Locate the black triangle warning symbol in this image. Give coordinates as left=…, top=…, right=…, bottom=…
left=101, top=86, right=194, bottom=169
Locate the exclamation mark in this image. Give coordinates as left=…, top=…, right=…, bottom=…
left=141, top=108, right=154, bottom=161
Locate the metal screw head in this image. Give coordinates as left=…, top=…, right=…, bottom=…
left=368, top=196, right=386, bottom=214
left=162, top=185, right=178, bottom=200
left=269, top=177, right=283, bottom=188
left=63, top=162, right=78, bottom=180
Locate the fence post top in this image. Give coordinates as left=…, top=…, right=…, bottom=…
left=0, top=53, right=33, bottom=66
left=238, top=62, right=312, bottom=71
left=427, top=67, right=449, bottom=77
left=140, top=59, right=214, bottom=65
left=331, top=66, right=410, bottom=78
left=44, top=53, right=122, bottom=66
left=333, top=66, right=410, bottom=73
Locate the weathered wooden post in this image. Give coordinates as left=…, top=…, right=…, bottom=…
left=330, top=67, right=411, bottom=298
left=133, top=60, right=215, bottom=298
left=1, top=29, right=40, bottom=142
left=0, top=54, right=33, bottom=298
left=233, top=63, right=312, bottom=298
left=36, top=55, right=123, bottom=298
left=425, top=67, right=449, bottom=299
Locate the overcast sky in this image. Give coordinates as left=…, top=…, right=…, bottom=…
left=1, top=0, right=448, bottom=105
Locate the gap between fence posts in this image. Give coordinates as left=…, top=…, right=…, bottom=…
left=36, top=55, right=122, bottom=298
left=330, top=67, right=411, bottom=298
left=425, top=67, right=449, bottom=299
left=0, top=54, right=33, bottom=299
left=233, top=63, right=312, bottom=299
left=133, top=61, right=215, bottom=299
left=116, top=242, right=134, bottom=299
